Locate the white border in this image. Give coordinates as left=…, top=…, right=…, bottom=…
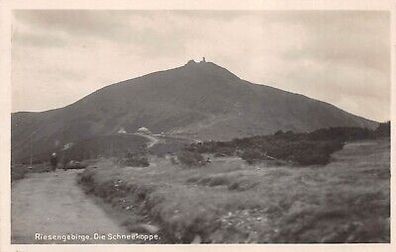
left=0, top=1, right=394, bottom=252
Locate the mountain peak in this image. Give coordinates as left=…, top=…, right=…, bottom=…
left=185, top=59, right=198, bottom=66
left=182, top=58, right=240, bottom=80
left=185, top=57, right=208, bottom=66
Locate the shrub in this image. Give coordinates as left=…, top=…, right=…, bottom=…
left=307, top=127, right=373, bottom=141
left=185, top=127, right=362, bottom=166
left=374, top=121, right=390, bottom=138
left=64, top=160, right=88, bottom=169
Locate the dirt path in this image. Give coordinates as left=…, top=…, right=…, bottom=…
left=134, top=133, right=160, bottom=148
left=11, top=170, right=129, bottom=244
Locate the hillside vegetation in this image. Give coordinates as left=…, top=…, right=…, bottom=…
left=184, top=124, right=389, bottom=166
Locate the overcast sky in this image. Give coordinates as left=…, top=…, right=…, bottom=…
left=12, top=10, right=390, bottom=121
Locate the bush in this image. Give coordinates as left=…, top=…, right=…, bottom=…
left=64, top=160, right=88, bottom=170
left=177, top=151, right=206, bottom=167
left=185, top=127, right=365, bottom=166
left=307, top=127, right=373, bottom=141
left=374, top=121, right=390, bottom=138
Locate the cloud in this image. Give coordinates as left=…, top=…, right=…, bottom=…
left=11, top=10, right=390, bottom=121
left=282, top=11, right=390, bottom=72
left=13, top=10, right=131, bottom=40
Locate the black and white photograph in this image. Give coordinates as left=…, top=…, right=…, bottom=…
left=1, top=1, right=393, bottom=250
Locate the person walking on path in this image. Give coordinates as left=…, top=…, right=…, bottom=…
left=50, top=152, right=58, bottom=172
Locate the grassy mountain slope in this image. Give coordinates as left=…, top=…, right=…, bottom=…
left=11, top=60, right=377, bottom=163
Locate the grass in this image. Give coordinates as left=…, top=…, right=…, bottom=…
left=11, top=162, right=54, bottom=182
left=149, top=136, right=192, bottom=156
left=78, top=138, right=390, bottom=243
left=11, top=159, right=95, bottom=182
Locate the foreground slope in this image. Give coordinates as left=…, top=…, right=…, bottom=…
left=12, top=60, right=377, bottom=162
